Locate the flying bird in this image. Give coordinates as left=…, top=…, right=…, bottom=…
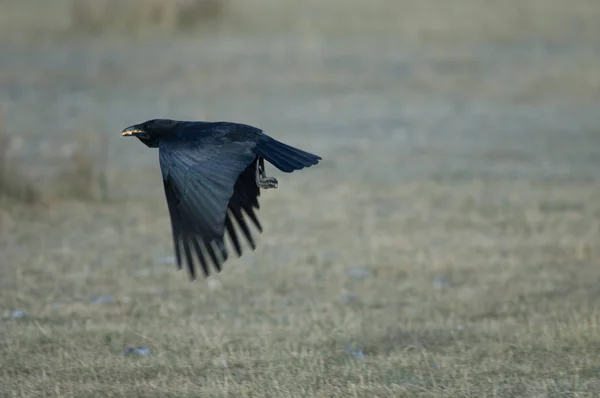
left=122, top=119, right=321, bottom=279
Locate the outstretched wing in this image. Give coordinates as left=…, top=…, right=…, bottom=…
left=159, top=137, right=259, bottom=279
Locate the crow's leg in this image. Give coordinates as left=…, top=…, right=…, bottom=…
left=255, top=157, right=278, bottom=189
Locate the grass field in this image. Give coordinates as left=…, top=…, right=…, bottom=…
left=1, top=1, right=600, bottom=397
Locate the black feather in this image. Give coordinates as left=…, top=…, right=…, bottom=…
left=124, top=119, right=321, bottom=280
left=225, top=213, right=242, bottom=257
left=186, top=238, right=204, bottom=277
left=182, top=239, right=196, bottom=279
left=256, top=136, right=321, bottom=172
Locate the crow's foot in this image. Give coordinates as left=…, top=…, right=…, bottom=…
left=255, top=158, right=278, bottom=189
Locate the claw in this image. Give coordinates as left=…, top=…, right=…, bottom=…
left=255, top=158, right=278, bottom=189
left=257, top=176, right=278, bottom=189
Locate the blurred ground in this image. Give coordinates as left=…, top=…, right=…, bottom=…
left=1, top=1, right=600, bottom=397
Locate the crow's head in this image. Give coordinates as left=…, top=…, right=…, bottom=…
left=121, top=119, right=179, bottom=148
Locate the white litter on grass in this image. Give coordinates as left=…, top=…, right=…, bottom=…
left=9, top=310, right=26, bottom=319
left=347, top=267, right=372, bottom=278
left=434, top=276, right=450, bottom=288
left=91, top=296, right=114, bottom=304
left=340, top=293, right=359, bottom=303
left=120, top=347, right=151, bottom=356
left=158, top=256, right=176, bottom=265
left=344, top=345, right=366, bottom=359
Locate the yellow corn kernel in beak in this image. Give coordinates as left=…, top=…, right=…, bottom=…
left=121, top=129, right=144, bottom=136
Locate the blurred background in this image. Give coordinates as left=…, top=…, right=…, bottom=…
left=1, top=0, right=599, bottom=199
left=2, top=1, right=600, bottom=396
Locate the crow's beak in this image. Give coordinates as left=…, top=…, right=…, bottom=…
left=121, top=126, right=144, bottom=136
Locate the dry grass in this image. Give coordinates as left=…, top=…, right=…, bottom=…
left=2, top=0, right=600, bottom=44
left=0, top=119, right=110, bottom=206
left=2, top=177, right=600, bottom=397
left=0, top=115, right=41, bottom=205
left=53, top=134, right=111, bottom=202
left=1, top=0, right=600, bottom=397
left=71, top=0, right=227, bottom=35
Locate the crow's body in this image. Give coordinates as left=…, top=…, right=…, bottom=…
left=122, top=119, right=321, bottom=279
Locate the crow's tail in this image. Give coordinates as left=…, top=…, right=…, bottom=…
left=256, top=135, right=322, bottom=173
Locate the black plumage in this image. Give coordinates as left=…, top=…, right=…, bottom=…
left=121, top=119, right=321, bottom=279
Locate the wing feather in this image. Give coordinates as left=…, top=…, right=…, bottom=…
left=159, top=138, right=260, bottom=278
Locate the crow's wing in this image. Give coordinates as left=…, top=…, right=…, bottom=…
left=158, top=138, right=259, bottom=278
left=224, top=159, right=263, bottom=259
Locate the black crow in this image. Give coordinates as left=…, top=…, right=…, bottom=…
left=122, top=119, right=321, bottom=279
